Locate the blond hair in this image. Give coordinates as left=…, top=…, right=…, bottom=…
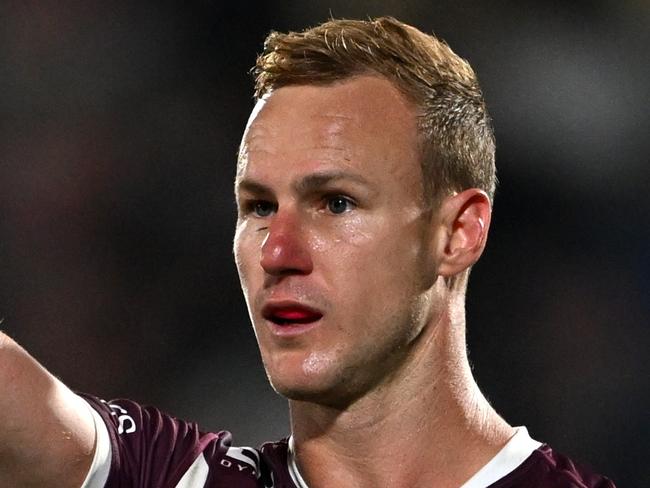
left=254, top=16, right=496, bottom=205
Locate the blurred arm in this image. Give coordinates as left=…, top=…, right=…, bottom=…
left=0, top=331, right=96, bottom=488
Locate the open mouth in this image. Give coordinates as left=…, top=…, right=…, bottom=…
left=262, top=305, right=323, bottom=326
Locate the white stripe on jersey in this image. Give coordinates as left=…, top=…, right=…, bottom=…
left=80, top=398, right=112, bottom=488
left=175, top=453, right=210, bottom=488
left=287, top=436, right=309, bottom=488
left=460, top=426, right=542, bottom=488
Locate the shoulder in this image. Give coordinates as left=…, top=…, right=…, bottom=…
left=494, top=444, right=617, bottom=488
left=80, top=394, right=293, bottom=488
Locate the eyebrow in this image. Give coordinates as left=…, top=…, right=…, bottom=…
left=236, top=170, right=375, bottom=196
left=236, top=179, right=272, bottom=196
left=294, top=170, right=373, bottom=193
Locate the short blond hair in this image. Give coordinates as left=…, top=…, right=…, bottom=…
left=254, top=16, right=496, bottom=205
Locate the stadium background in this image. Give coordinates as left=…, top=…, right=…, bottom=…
left=1, top=1, right=647, bottom=485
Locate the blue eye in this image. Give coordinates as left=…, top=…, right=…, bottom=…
left=327, top=196, right=355, bottom=214
left=253, top=201, right=275, bottom=217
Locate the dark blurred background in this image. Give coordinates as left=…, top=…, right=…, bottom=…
left=1, top=1, right=648, bottom=486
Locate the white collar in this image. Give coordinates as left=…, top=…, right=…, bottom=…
left=287, top=435, right=310, bottom=488
left=287, top=426, right=541, bottom=488
left=460, top=426, right=542, bottom=487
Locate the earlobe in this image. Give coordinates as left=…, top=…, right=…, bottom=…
left=435, top=189, right=492, bottom=279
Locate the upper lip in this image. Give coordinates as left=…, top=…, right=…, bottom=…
left=261, top=300, right=324, bottom=324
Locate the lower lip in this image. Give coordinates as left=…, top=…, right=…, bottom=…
left=265, top=318, right=323, bottom=337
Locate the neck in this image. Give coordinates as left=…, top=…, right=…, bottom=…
left=288, top=295, right=514, bottom=488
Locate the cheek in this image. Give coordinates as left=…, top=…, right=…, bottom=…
left=310, top=219, right=379, bottom=300
left=309, top=214, right=374, bottom=254
left=233, top=225, right=261, bottom=292
left=323, top=218, right=428, bottom=313
left=328, top=216, right=420, bottom=274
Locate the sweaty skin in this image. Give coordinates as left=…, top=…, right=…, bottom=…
left=235, top=75, right=436, bottom=406
left=234, top=75, right=513, bottom=488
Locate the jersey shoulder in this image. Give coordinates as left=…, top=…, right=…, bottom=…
left=81, top=394, right=294, bottom=488
left=492, top=444, right=617, bottom=488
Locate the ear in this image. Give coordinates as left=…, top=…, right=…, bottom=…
left=435, top=189, right=492, bottom=279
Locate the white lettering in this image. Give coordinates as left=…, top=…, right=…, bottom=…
left=106, top=403, right=137, bottom=434
left=117, top=414, right=136, bottom=434
left=108, top=404, right=127, bottom=415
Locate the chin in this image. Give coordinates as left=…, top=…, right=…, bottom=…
left=266, top=374, right=319, bottom=399
left=273, top=383, right=356, bottom=409
left=266, top=366, right=362, bottom=409
left=263, top=363, right=341, bottom=406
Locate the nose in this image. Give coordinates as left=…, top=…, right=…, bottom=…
left=260, top=210, right=313, bottom=276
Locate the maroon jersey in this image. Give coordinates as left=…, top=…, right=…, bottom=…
left=486, top=446, right=616, bottom=488
left=80, top=395, right=616, bottom=488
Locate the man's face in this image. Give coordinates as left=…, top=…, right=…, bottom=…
left=234, top=75, right=440, bottom=407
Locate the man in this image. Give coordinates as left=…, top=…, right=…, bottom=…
left=0, top=17, right=615, bottom=488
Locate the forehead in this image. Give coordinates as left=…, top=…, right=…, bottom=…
left=237, top=75, right=420, bottom=186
